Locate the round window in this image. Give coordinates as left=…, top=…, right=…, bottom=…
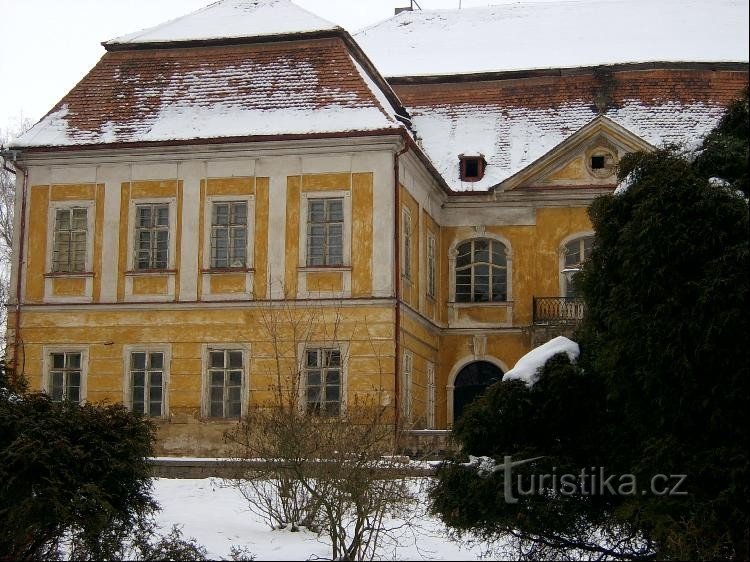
left=586, top=147, right=617, bottom=179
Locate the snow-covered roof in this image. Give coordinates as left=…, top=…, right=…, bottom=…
left=502, top=336, right=580, bottom=387
left=106, top=0, right=340, bottom=46
left=395, top=68, right=744, bottom=191
left=14, top=39, right=402, bottom=148
left=355, top=0, right=749, bottom=78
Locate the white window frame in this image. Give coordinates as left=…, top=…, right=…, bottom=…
left=559, top=232, right=595, bottom=297
left=44, top=200, right=96, bottom=303
left=43, top=346, right=89, bottom=403
left=299, top=191, right=352, bottom=269
left=201, top=344, right=250, bottom=419
left=203, top=195, right=255, bottom=270
left=132, top=201, right=172, bottom=271
left=298, top=191, right=352, bottom=298
left=297, top=342, right=349, bottom=416
left=123, top=345, right=171, bottom=419
left=426, top=231, right=436, bottom=299
left=402, top=351, right=413, bottom=423
left=454, top=238, right=509, bottom=303
left=127, top=198, right=177, bottom=272
left=449, top=234, right=513, bottom=304
left=402, top=208, right=412, bottom=280
left=125, top=197, right=178, bottom=302
left=427, top=362, right=436, bottom=429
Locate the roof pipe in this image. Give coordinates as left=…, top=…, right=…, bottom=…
left=1, top=149, right=28, bottom=387
left=393, top=141, right=409, bottom=438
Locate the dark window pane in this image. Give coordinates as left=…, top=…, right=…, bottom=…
left=137, top=206, right=151, bottom=227
left=232, top=203, right=247, bottom=225
left=474, top=240, right=490, bottom=263
left=326, top=385, right=340, bottom=401
left=132, top=352, right=146, bottom=370
left=156, top=205, right=169, bottom=226
left=150, top=379, right=163, bottom=396
left=210, top=371, right=224, bottom=385
left=132, top=385, right=145, bottom=403
left=456, top=243, right=472, bottom=268
left=307, top=370, right=321, bottom=386
left=213, top=203, right=229, bottom=226
left=306, top=350, right=319, bottom=367
left=456, top=283, right=471, bottom=302
left=307, top=387, right=321, bottom=403
left=67, top=353, right=81, bottom=369
left=210, top=351, right=225, bottom=368
left=69, top=372, right=81, bottom=387
left=229, top=351, right=243, bottom=368
left=325, top=349, right=341, bottom=367
left=52, top=353, right=65, bottom=369
left=67, top=385, right=80, bottom=403
left=149, top=401, right=162, bottom=417
left=133, top=371, right=145, bottom=386
left=228, top=371, right=242, bottom=386
left=149, top=353, right=163, bottom=369
left=210, top=402, right=223, bottom=417
left=227, top=400, right=241, bottom=418
left=51, top=372, right=64, bottom=401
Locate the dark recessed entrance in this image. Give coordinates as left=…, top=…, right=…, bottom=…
left=453, top=360, right=504, bottom=422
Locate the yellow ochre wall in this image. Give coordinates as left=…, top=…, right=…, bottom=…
left=18, top=305, right=396, bottom=456
left=15, top=156, right=595, bottom=444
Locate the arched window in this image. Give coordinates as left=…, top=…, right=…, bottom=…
left=562, top=236, right=593, bottom=297
left=455, top=238, right=507, bottom=302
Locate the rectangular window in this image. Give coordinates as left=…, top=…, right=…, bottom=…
left=427, top=363, right=435, bottom=429
left=402, top=352, right=413, bottom=422
left=305, top=348, right=341, bottom=416
left=207, top=349, right=244, bottom=418
left=427, top=233, right=436, bottom=298
left=403, top=210, right=412, bottom=279
left=49, top=352, right=82, bottom=403
left=134, top=203, right=169, bottom=270
left=130, top=351, right=165, bottom=417
left=307, top=198, right=344, bottom=266
left=52, top=207, right=87, bottom=273
left=211, top=201, right=247, bottom=268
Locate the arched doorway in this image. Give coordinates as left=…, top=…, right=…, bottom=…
left=453, top=361, right=504, bottom=421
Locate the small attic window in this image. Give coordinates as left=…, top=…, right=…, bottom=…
left=586, top=146, right=617, bottom=179
left=459, top=155, right=486, bottom=182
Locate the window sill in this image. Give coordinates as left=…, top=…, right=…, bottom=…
left=449, top=300, right=513, bottom=307
left=201, top=268, right=254, bottom=274
left=298, top=265, right=352, bottom=272
left=125, top=269, right=177, bottom=276
left=44, top=271, right=94, bottom=278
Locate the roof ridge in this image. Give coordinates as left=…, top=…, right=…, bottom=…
left=106, top=0, right=340, bottom=47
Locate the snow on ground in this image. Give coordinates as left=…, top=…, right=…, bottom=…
left=152, top=477, right=490, bottom=560
left=502, top=336, right=580, bottom=387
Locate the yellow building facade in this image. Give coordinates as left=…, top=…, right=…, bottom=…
left=5, top=0, right=747, bottom=455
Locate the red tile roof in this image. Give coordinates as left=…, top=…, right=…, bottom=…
left=16, top=38, right=402, bottom=148
left=392, top=67, right=748, bottom=191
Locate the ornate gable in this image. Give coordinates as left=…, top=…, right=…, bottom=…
left=498, top=116, right=654, bottom=191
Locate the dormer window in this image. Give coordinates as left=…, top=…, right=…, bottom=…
left=459, top=155, right=486, bottom=182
